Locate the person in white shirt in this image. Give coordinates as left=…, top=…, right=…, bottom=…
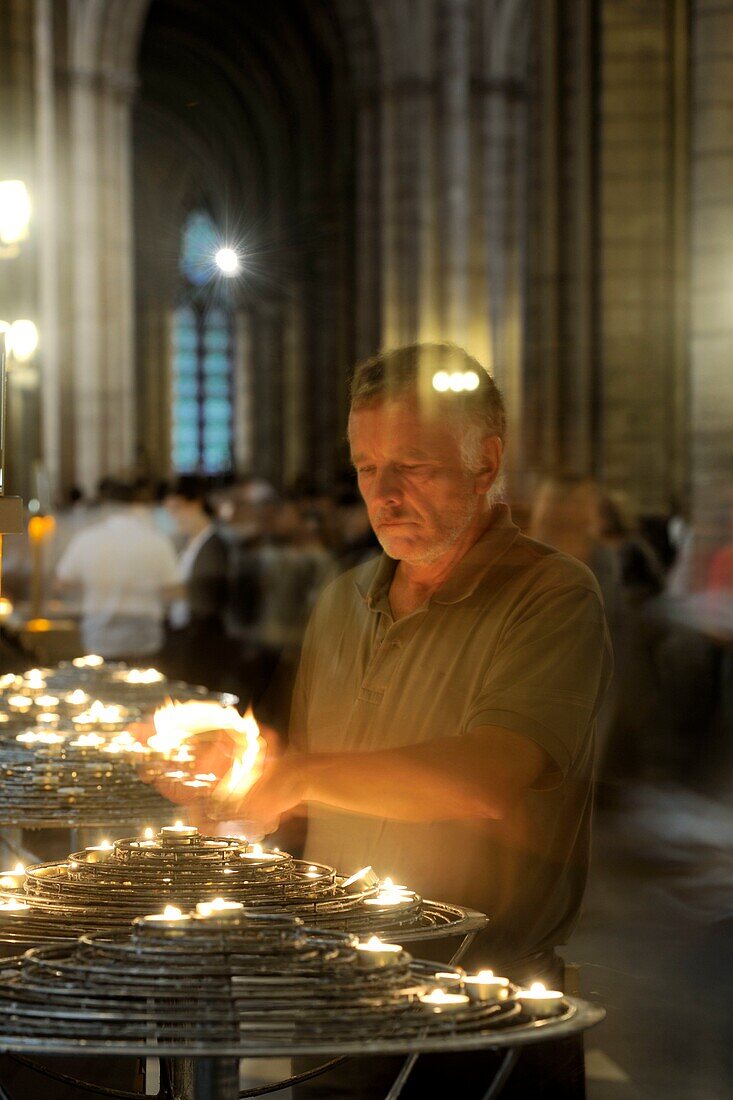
left=55, top=485, right=179, bottom=660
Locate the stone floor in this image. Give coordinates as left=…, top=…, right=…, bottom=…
left=570, top=783, right=733, bottom=1100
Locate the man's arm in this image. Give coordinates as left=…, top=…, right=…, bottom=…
left=234, top=725, right=548, bottom=826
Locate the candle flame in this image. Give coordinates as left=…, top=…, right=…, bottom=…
left=252, top=843, right=263, bottom=856
left=476, top=970, right=495, bottom=981
left=100, top=839, right=112, bottom=850
left=143, top=827, right=154, bottom=839
left=529, top=982, right=547, bottom=995
left=365, top=935, right=385, bottom=949
left=72, top=654, right=104, bottom=668
left=148, top=701, right=265, bottom=800
left=13, top=863, right=23, bottom=875
left=163, top=905, right=182, bottom=919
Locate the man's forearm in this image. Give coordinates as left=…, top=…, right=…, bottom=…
left=295, top=729, right=540, bottom=823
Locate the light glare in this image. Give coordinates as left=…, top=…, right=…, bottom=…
left=215, top=248, right=240, bottom=275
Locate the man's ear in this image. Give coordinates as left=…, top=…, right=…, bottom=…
left=474, top=436, right=503, bottom=495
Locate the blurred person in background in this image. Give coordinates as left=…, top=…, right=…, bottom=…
left=54, top=481, right=178, bottom=661
left=245, top=495, right=335, bottom=731
left=333, top=486, right=380, bottom=571
left=162, top=477, right=230, bottom=690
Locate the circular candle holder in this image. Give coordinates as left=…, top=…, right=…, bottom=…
left=0, top=830, right=486, bottom=949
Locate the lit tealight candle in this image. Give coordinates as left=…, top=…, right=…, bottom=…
left=85, top=839, right=114, bottom=862
left=72, top=655, right=104, bottom=669
left=363, top=877, right=412, bottom=907
left=70, top=732, right=106, bottom=749
left=117, top=667, right=165, bottom=685
left=419, top=990, right=470, bottom=1012
left=7, top=695, right=33, bottom=713
left=241, top=842, right=279, bottom=863
left=0, top=863, right=25, bottom=891
left=143, top=827, right=155, bottom=840
left=36, top=712, right=60, bottom=726
left=463, top=970, right=511, bottom=1003
left=23, top=670, right=48, bottom=695
left=0, top=897, right=30, bottom=913
left=354, top=935, right=404, bottom=969
left=142, top=905, right=190, bottom=925
left=63, top=689, right=91, bottom=708
left=161, top=822, right=198, bottom=840
left=195, top=898, right=244, bottom=919
left=516, top=982, right=564, bottom=1018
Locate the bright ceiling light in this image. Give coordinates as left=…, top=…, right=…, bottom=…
left=462, top=370, right=480, bottom=391
left=215, top=248, right=240, bottom=275
left=0, top=181, right=31, bottom=245
left=448, top=372, right=465, bottom=392
left=432, top=371, right=451, bottom=392
left=9, top=320, right=38, bottom=362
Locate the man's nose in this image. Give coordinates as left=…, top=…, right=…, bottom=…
left=372, top=467, right=402, bottom=506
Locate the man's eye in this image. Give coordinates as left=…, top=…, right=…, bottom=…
left=356, top=466, right=375, bottom=475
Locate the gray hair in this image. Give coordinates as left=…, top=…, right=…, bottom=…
left=349, top=343, right=506, bottom=491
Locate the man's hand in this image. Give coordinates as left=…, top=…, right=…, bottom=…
left=226, top=754, right=309, bottom=836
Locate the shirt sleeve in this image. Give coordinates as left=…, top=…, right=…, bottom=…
left=464, top=582, right=613, bottom=788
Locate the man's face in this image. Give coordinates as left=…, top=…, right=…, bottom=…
left=348, top=398, right=487, bottom=564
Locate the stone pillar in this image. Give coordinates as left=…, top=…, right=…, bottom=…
left=597, top=0, right=687, bottom=511
left=354, top=90, right=381, bottom=360
left=689, top=0, right=733, bottom=554
left=99, top=72, right=137, bottom=474
left=34, top=0, right=62, bottom=499
left=68, top=66, right=105, bottom=496
left=282, top=290, right=306, bottom=486
left=381, top=74, right=435, bottom=346
left=436, top=0, right=471, bottom=346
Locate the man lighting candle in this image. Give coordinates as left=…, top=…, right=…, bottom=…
left=182, top=344, right=613, bottom=1097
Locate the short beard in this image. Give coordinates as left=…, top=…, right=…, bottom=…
left=378, top=494, right=480, bottom=565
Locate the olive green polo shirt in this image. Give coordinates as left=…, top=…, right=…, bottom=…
left=290, top=505, right=613, bottom=968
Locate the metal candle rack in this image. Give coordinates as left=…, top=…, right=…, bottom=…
left=0, top=908, right=604, bottom=1100
left=0, top=663, right=236, bottom=830
left=0, top=827, right=485, bottom=949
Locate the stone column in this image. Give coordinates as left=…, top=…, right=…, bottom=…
left=689, top=0, right=733, bottom=554
left=68, top=65, right=104, bottom=496
left=34, top=0, right=62, bottom=500
left=436, top=0, right=471, bottom=346
left=67, top=57, right=139, bottom=494
left=381, top=74, right=435, bottom=346
left=354, top=90, right=381, bottom=360
left=99, top=71, right=137, bottom=475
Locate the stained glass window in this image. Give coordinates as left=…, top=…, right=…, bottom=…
left=171, top=214, right=235, bottom=475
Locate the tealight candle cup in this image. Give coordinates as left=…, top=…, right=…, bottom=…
left=355, top=938, right=404, bottom=969
left=516, top=984, right=564, bottom=1018
left=463, top=972, right=511, bottom=1003
left=419, top=991, right=470, bottom=1013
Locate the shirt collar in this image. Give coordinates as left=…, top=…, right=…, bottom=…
left=354, top=504, right=520, bottom=611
